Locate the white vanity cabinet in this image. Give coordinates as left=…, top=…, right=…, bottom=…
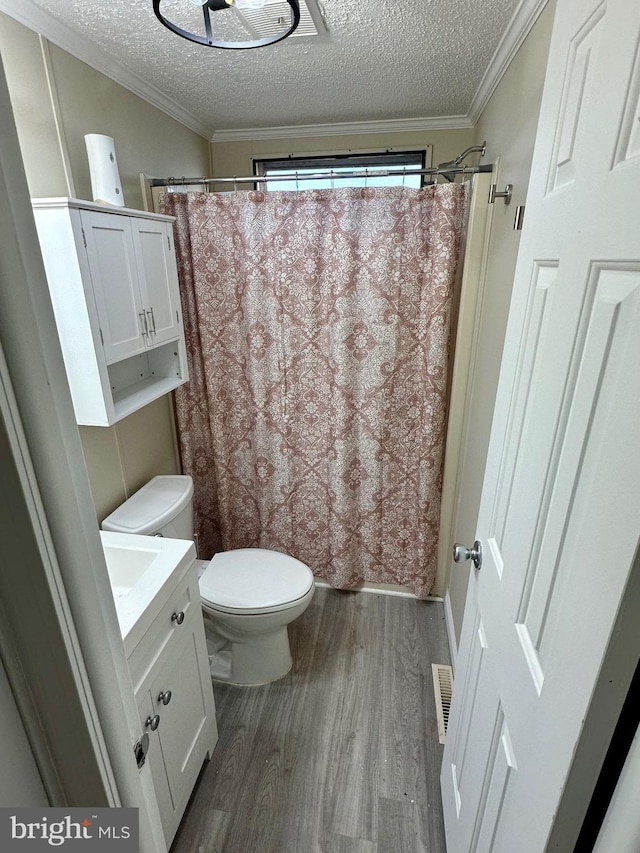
left=126, top=560, right=218, bottom=847
left=32, top=198, right=188, bottom=426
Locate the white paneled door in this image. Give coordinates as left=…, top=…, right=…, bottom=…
left=441, top=0, right=640, bottom=850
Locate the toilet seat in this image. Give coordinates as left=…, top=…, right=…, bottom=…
left=199, top=548, right=314, bottom=615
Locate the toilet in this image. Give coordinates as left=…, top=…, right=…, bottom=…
left=101, top=475, right=315, bottom=685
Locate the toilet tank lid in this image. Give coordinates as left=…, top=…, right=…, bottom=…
left=101, top=475, right=193, bottom=535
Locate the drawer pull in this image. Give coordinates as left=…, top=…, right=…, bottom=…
left=171, top=610, right=185, bottom=625
left=145, top=714, right=160, bottom=732
left=158, top=690, right=172, bottom=706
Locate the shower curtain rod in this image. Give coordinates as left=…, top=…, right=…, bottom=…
left=149, top=163, right=493, bottom=188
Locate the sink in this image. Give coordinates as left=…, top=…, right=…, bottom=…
left=103, top=542, right=160, bottom=599
left=100, top=530, right=196, bottom=651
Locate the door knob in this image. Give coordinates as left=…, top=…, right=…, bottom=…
left=453, top=540, right=482, bottom=570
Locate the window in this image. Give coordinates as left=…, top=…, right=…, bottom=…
left=254, top=150, right=429, bottom=191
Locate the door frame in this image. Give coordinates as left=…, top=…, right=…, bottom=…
left=0, top=55, right=166, bottom=851
left=544, top=544, right=640, bottom=850
left=437, top=169, right=495, bottom=614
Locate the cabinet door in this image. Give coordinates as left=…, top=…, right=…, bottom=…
left=80, top=210, right=147, bottom=363
left=150, top=616, right=216, bottom=831
left=132, top=219, right=182, bottom=347
left=137, top=691, right=173, bottom=836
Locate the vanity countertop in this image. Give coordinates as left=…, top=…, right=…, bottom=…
left=100, top=530, right=196, bottom=654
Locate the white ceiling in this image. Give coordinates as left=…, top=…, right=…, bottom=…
left=1, top=0, right=545, bottom=139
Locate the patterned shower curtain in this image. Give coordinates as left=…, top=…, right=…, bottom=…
left=161, top=184, right=467, bottom=597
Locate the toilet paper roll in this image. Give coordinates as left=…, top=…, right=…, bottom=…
left=84, top=134, right=124, bottom=206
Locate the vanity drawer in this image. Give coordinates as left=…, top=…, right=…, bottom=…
left=128, top=570, right=200, bottom=695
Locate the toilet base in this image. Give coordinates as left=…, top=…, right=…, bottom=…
left=204, top=620, right=293, bottom=686
left=201, top=581, right=314, bottom=686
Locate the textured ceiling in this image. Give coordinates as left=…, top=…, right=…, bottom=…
left=21, top=0, right=521, bottom=134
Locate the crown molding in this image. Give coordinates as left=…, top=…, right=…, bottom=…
left=208, top=1, right=549, bottom=143
left=467, top=0, right=550, bottom=125
left=0, top=0, right=212, bottom=139
left=0, top=0, right=548, bottom=144
left=210, top=115, right=475, bottom=143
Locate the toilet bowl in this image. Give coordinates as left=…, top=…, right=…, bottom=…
left=200, top=548, right=315, bottom=684
left=101, top=475, right=315, bottom=685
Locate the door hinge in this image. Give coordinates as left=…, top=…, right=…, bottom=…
left=176, top=310, right=179, bottom=323
left=99, top=328, right=104, bottom=346
left=167, top=235, right=171, bottom=251
left=81, top=227, right=87, bottom=248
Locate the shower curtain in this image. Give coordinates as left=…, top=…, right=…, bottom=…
left=161, top=184, right=467, bottom=597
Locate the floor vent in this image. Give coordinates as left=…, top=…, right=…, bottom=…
left=432, top=664, right=454, bottom=744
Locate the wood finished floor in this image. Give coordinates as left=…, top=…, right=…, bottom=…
left=171, top=588, right=450, bottom=853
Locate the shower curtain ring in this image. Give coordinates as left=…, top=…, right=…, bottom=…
left=365, top=169, right=369, bottom=189
left=330, top=169, right=335, bottom=190
left=233, top=175, right=237, bottom=192
left=295, top=171, right=299, bottom=191
left=402, top=166, right=407, bottom=187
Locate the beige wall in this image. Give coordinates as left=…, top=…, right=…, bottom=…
left=446, top=0, right=557, bottom=646
left=211, top=128, right=476, bottom=184
left=0, top=13, right=210, bottom=521
left=0, top=14, right=211, bottom=208
left=48, top=43, right=211, bottom=211
left=79, top=396, right=180, bottom=521
left=0, top=17, right=67, bottom=197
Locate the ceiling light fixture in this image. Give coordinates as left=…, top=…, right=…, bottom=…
left=153, top=0, right=300, bottom=49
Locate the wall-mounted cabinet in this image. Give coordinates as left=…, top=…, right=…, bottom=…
left=32, top=198, right=188, bottom=426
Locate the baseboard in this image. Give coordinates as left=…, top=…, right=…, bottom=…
left=314, top=578, right=443, bottom=602
left=444, top=591, right=458, bottom=673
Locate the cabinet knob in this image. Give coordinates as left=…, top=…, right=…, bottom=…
left=145, top=714, right=160, bottom=732
left=157, top=690, right=172, bottom=706
left=171, top=610, right=185, bottom=625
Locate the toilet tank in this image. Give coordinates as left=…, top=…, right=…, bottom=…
left=101, top=475, right=194, bottom=540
